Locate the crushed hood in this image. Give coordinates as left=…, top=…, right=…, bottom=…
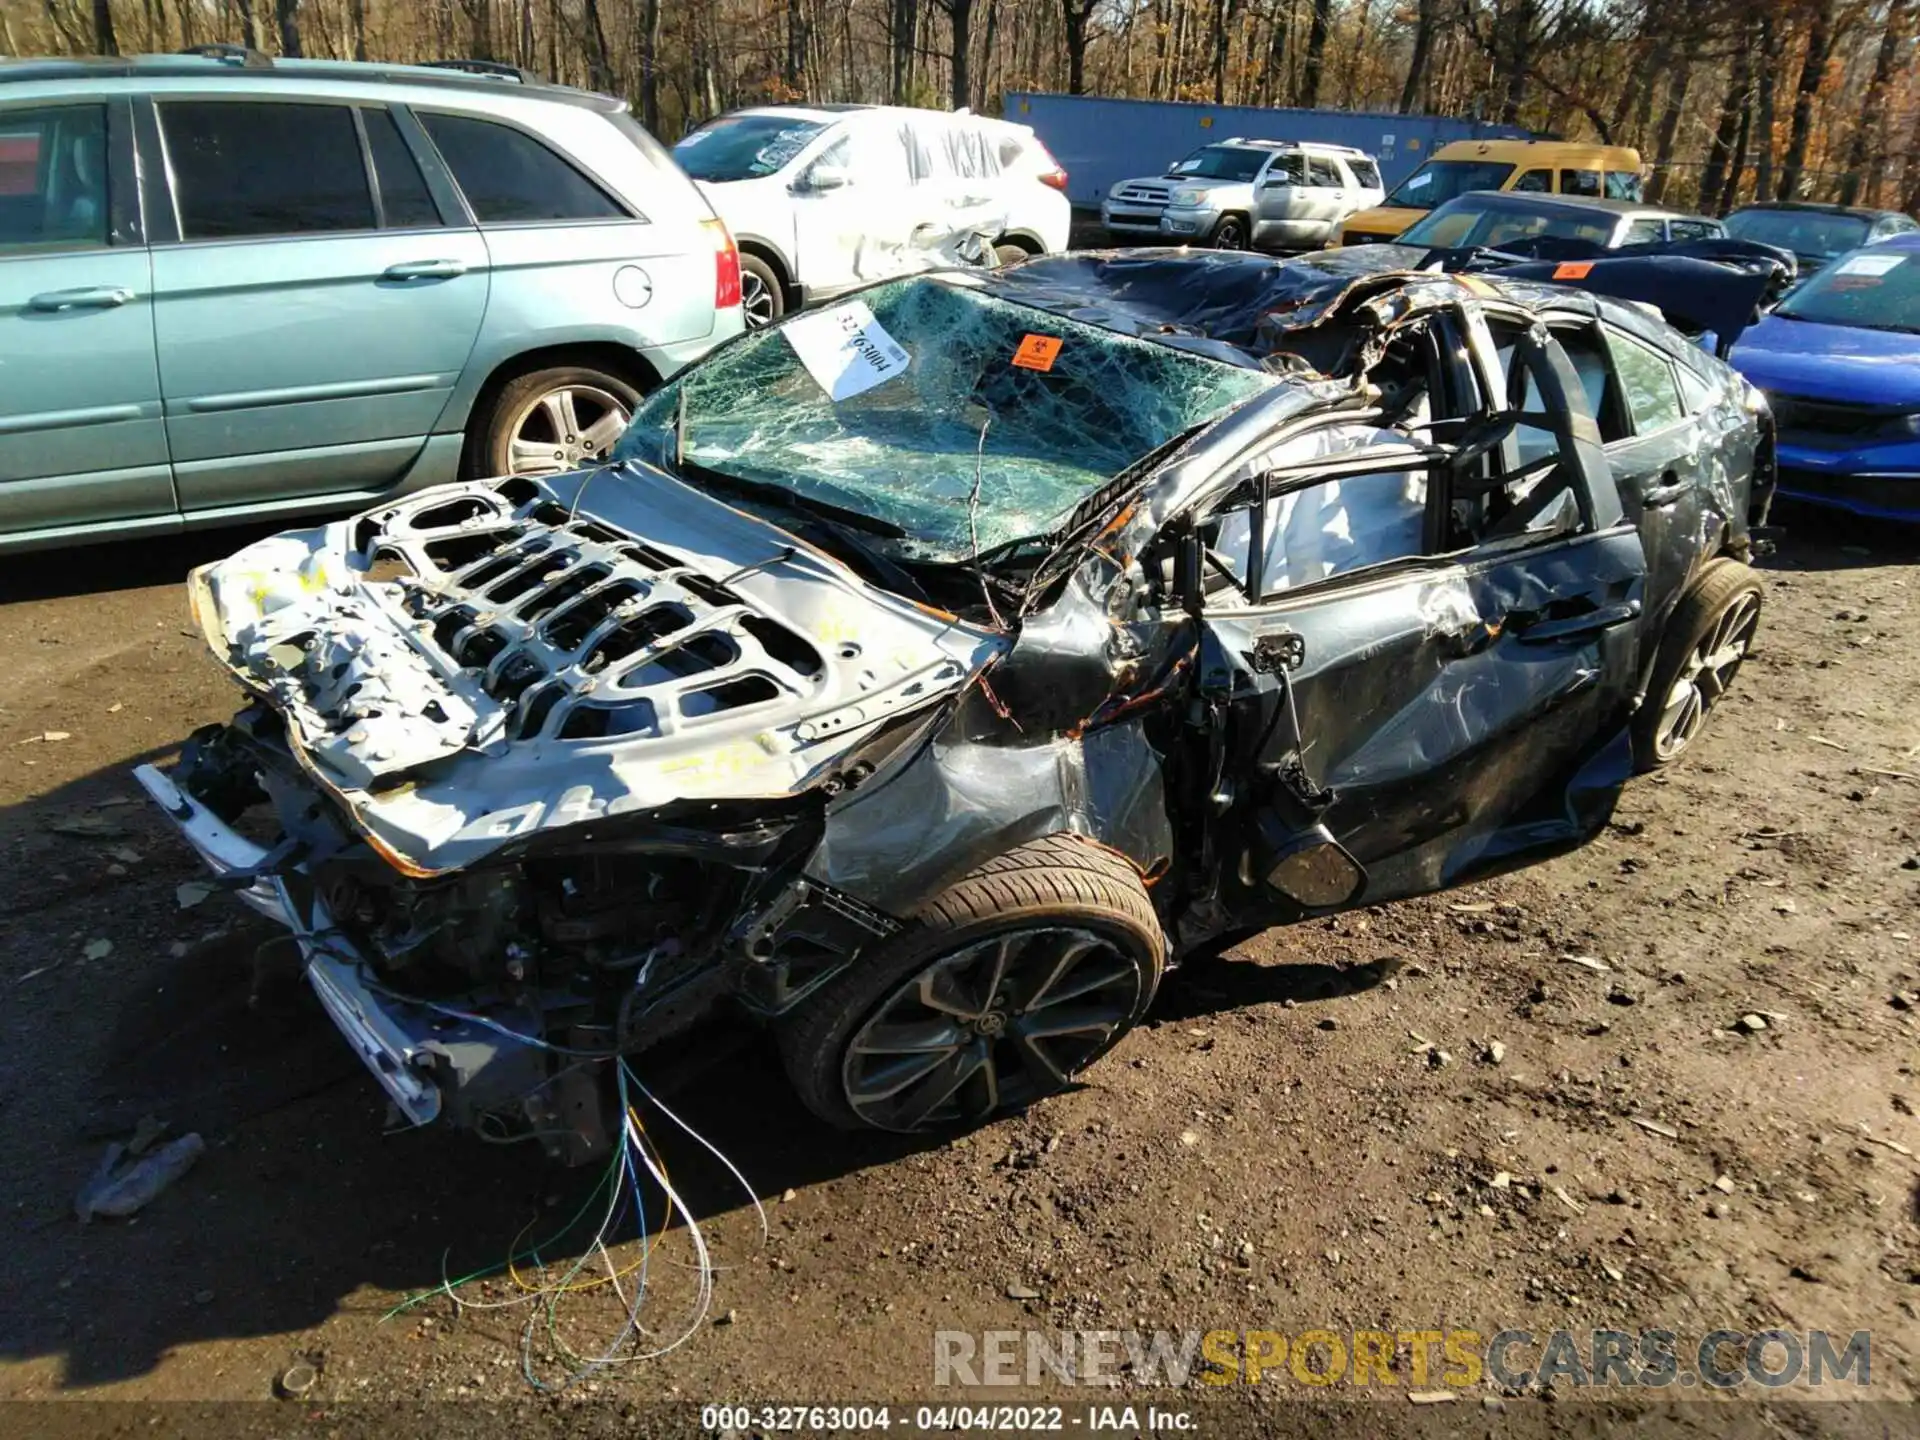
left=192, top=465, right=1003, bottom=874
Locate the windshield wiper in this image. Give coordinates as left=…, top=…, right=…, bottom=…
left=676, top=457, right=906, bottom=538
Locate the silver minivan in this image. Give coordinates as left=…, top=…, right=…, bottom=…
left=0, top=50, right=744, bottom=554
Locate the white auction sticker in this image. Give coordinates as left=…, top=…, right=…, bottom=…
left=1834, top=252, right=1904, bottom=277
left=1405, top=170, right=1431, bottom=189
left=782, top=300, right=912, bottom=401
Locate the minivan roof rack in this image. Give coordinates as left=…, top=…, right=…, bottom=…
left=178, top=43, right=273, bottom=69
left=422, top=58, right=535, bottom=83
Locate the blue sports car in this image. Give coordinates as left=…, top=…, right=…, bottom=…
left=1729, top=233, right=1920, bottom=522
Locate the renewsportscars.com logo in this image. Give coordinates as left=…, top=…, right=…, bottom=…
left=932, top=1328, right=1873, bottom=1391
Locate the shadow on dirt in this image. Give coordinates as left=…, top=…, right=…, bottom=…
left=0, top=749, right=1374, bottom=1391
left=0, top=521, right=289, bottom=606
left=1760, top=501, right=1920, bottom=572
left=1150, top=952, right=1396, bottom=1023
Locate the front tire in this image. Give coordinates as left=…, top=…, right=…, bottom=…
left=1632, top=557, right=1763, bottom=769
left=778, top=835, right=1165, bottom=1133
left=739, top=254, right=784, bottom=329
left=1210, top=214, right=1249, bottom=250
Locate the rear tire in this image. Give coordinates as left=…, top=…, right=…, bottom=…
left=1632, top=558, right=1763, bottom=770
left=471, top=364, right=643, bottom=479
left=778, top=835, right=1165, bottom=1133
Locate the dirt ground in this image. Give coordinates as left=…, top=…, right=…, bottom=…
left=0, top=506, right=1915, bottom=1434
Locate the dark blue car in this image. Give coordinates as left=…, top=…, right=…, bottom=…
left=1729, top=233, right=1920, bottom=522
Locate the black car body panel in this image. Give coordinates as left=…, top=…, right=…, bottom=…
left=140, top=249, right=1766, bottom=1156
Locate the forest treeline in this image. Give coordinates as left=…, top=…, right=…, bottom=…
left=7, top=0, right=1917, bottom=214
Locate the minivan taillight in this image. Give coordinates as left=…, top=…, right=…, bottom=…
left=1038, top=167, right=1069, bottom=192
left=703, top=217, right=741, bottom=310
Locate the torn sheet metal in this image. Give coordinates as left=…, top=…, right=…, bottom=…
left=192, top=466, right=1004, bottom=873
left=987, top=247, right=1482, bottom=364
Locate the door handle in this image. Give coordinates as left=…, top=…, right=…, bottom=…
left=1644, top=469, right=1687, bottom=508
left=382, top=259, right=468, bottom=281
left=1513, top=599, right=1642, bottom=644
left=28, top=285, right=133, bottom=311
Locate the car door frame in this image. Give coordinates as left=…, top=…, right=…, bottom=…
left=136, top=89, right=494, bottom=518
left=1250, top=151, right=1310, bottom=250
left=1299, top=151, right=1349, bottom=243
left=786, top=115, right=912, bottom=302
left=1176, top=305, right=1651, bottom=928
left=0, top=94, right=180, bottom=549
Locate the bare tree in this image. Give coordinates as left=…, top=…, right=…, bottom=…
left=275, top=0, right=301, bottom=57
left=1699, top=20, right=1753, bottom=212
left=931, top=0, right=974, bottom=108
left=91, top=0, right=117, bottom=53
left=1060, top=0, right=1098, bottom=94
left=1297, top=0, right=1331, bottom=107
left=1837, top=0, right=1908, bottom=204
left=1400, top=0, right=1439, bottom=113
left=1779, top=0, right=1841, bottom=200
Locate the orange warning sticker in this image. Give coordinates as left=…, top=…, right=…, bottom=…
left=1553, top=261, right=1595, bottom=280
left=1013, top=334, right=1063, bottom=371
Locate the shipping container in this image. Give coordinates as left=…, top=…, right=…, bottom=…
left=1004, top=92, right=1531, bottom=209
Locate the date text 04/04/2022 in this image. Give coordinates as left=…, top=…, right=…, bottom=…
left=699, top=1404, right=1197, bottom=1432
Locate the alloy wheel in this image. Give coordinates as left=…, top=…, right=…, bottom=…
left=841, top=926, right=1145, bottom=1132
left=1212, top=219, right=1246, bottom=250
left=505, top=383, right=630, bottom=476
left=1653, top=590, right=1760, bottom=760
left=741, top=269, right=778, bottom=328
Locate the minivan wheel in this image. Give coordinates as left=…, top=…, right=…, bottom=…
left=1633, top=557, right=1764, bottom=770
left=739, top=255, right=783, bottom=329
left=476, top=365, right=642, bottom=478
left=778, top=835, right=1165, bottom=1133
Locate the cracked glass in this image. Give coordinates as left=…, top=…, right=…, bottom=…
left=615, top=277, right=1274, bottom=564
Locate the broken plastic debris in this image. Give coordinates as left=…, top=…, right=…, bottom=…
left=176, top=881, right=215, bottom=910
left=74, top=1133, right=205, bottom=1222
left=48, top=812, right=125, bottom=839
left=82, top=938, right=112, bottom=961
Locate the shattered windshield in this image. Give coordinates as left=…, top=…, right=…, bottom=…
left=615, top=278, right=1273, bottom=564
left=673, top=114, right=828, bottom=181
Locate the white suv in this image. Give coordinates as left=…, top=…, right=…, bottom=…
left=674, top=104, right=1070, bottom=327
left=1102, top=139, right=1385, bottom=252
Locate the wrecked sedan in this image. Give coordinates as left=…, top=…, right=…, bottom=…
left=140, top=250, right=1771, bottom=1159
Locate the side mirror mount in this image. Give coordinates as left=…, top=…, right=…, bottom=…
left=1257, top=820, right=1367, bottom=909
left=801, top=164, right=850, bottom=193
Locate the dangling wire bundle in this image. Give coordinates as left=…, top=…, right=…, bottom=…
left=381, top=1050, right=768, bottom=1393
